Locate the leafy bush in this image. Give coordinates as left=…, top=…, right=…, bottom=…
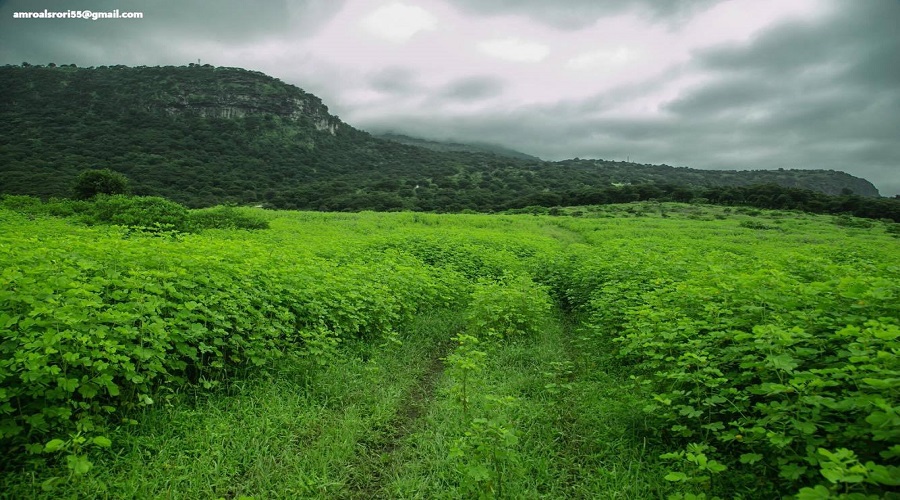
left=189, top=205, right=270, bottom=230
left=605, top=266, right=899, bottom=497
left=0, top=195, right=94, bottom=219
left=466, top=276, right=551, bottom=339
left=0, top=194, right=43, bottom=213
left=1, top=195, right=193, bottom=233
left=382, top=235, right=526, bottom=282
left=86, top=195, right=192, bottom=233
left=539, top=214, right=900, bottom=498
left=2, top=195, right=272, bottom=234
left=0, top=212, right=466, bottom=471
left=72, top=169, right=129, bottom=200
left=43, top=198, right=96, bottom=218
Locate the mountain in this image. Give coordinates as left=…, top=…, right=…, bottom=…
left=0, top=64, right=884, bottom=212
left=373, top=133, right=542, bottom=161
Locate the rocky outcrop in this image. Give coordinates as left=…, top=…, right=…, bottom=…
left=2, top=64, right=344, bottom=136
left=148, top=68, right=343, bottom=135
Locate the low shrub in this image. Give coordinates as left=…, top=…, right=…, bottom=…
left=88, top=195, right=192, bottom=232
left=466, top=276, right=552, bottom=339
left=189, top=205, right=270, bottom=230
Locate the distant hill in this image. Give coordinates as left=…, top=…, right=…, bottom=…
left=0, top=63, right=884, bottom=213
left=552, top=159, right=880, bottom=198
left=373, top=133, right=542, bottom=161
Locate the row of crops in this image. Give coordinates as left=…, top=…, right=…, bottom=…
left=0, top=208, right=557, bottom=474
left=1, top=202, right=898, bottom=497
left=541, top=215, right=899, bottom=498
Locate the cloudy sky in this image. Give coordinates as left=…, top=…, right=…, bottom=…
left=2, top=0, right=898, bottom=195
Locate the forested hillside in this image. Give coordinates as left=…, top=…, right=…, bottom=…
left=373, top=132, right=542, bottom=161
left=0, top=64, right=886, bottom=214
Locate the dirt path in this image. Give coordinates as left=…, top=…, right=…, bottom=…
left=344, top=341, right=449, bottom=498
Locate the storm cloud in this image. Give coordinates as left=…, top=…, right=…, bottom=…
left=437, top=76, right=506, bottom=102
left=0, top=0, right=346, bottom=65
left=442, top=0, right=721, bottom=29
left=368, top=66, right=420, bottom=95
left=1, top=0, right=897, bottom=195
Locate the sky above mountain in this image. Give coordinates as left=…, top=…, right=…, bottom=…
left=2, top=0, right=898, bottom=196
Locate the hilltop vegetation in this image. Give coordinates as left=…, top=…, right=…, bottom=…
left=373, top=132, right=542, bottom=161
left=0, top=200, right=897, bottom=498
left=0, top=63, right=888, bottom=216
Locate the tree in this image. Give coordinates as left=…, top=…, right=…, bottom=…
left=72, top=168, right=130, bottom=199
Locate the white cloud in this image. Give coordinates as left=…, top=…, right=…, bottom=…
left=360, top=2, right=437, bottom=43
left=478, top=37, right=550, bottom=63
left=567, top=47, right=638, bottom=70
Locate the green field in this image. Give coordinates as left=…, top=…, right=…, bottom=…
left=1, top=202, right=897, bottom=498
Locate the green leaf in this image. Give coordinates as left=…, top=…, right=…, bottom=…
left=768, top=433, right=793, bottom=448
left=0, top=313, right=18, bottom=328
left=767, top=353, right=799, bottom=372
left=880, top=445, right=900, bottom=460
left=739, top=453, right=763, bottom=464
left=862, top=378, right=898, bottom=389
left=464, top=464, right=491, bottom=482
left=706, top=460, right=727, bottom=473
left=58, top=378, right=79, bottom=393
left=77, top=383, right=99, bottom=399
left=820, top=468, right=842, bottom=484
left=700, top=421, right=725, bottom=431
left=92, top=436, right=112, bottom=448
left=868, top=463, right=900, bottom=486
left=796, top=485, right=831, bottom=500
left=65, top=454, right=93, bottom=475
left=793, top=420, right=817, bottom=435
left=780, top=463, right=808, bottom=480
left=664, top=472, right=689, bottom=482
left=44, top=439, right=66, bottom=453
left=24, top=443, right=44, bottom=454
left=40, top=477, right=62, bottom=492
left=105, top=380, right=120, bottom=396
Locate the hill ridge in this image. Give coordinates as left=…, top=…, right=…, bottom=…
left=0, top=63, right=883, bottom=210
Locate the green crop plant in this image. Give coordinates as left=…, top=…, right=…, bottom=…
left=444, top=330, right=523, bottom=498
left=542, top=360, right=576, bottom=397
left=0, top=209, right=468, bottom=472
left=444, top=333, right=487, bottom=416
left=0, top=203, right=896, bottom=498
left=659, top=442, right=728, bottom=496
left=449, top=395, right=521, bottom=499
left=466, top=275, right=552, bottom=340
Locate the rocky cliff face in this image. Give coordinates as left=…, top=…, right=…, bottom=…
left=2, top=64, right=344, bottom=136
left=148, top=66, right=344, bottom=135
left=159, top=97, right=341, bottom=135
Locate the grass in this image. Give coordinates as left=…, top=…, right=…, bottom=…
left=382, top=309, right=673, bottom=499
left=2, top=307, right=675, bottom=499
left=2, top=311, right=460, bottom=499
